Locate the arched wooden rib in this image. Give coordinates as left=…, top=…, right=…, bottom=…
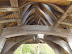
left=48, top=3, right=65, bottom=13
left=27, top=18, right=36, bottom=25
left=20, top=2, right=33, bottom=9
left=42, top=39, right=66, bottom=54
left=24, top=14, right=43, bottom=25
left=35, top=13, right=48, bottom=25
left=28, top=18, right=43, bottom=25
left=44, top=36, right=72, bottom=54
left=21, top=4, right=32, bottom=18
left=24, top=14, right=35, bottom=25
left=37, top=7, right=54, bottom=26
left=2, top=36, right=33, bottom=54
left=22, top=8, right=35, bottom=24
left=25, top=13, right=48, bottom=25
left=41, top=3, right=57, bottom=21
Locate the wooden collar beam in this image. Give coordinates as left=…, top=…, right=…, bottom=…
left=1, top=25, right=70, bottom=38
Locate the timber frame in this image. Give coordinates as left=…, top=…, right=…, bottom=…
left=0, top=0, right=72, bottom=54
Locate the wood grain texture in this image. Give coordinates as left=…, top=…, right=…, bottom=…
left=1, top=25, right=70, bottom=38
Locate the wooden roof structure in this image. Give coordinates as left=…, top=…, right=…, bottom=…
left=0, top=0, right=72, bottom=54
left=0, top=0, right=72, bottom=27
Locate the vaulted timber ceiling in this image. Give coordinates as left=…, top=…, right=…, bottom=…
left=0, top=0, right=72, bottom=28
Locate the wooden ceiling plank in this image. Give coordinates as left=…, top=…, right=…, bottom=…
left=0, top=18, right=21, bottom=23
left=10, top=0, right=21, bottom=25
left=0, top=8, right=19, bottom=12
left=1, top=25, right=70, bottom=38
left=55, top=4, right=72, bottom=27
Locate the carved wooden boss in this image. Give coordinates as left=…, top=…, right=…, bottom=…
left=0, top=0, right=72, bottom=54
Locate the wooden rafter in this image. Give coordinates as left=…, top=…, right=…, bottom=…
left=55, top=4, right=72, bottom=27
left=60, top=22, right=72, bottom=26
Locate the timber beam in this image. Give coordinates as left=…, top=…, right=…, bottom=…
left=55, top=4, right=72, bottom=27
left=59, top=22, right=72, bottom=26
left=0, top=8, right=19, bottom=12
left=27, top=0, right=71, bottom=2
left=0, top=18, right=21, bottom=23
left=1, top=25, right=70, bottom=38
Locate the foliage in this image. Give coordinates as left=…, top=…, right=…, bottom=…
left=14, top=44, right=55, bottom=54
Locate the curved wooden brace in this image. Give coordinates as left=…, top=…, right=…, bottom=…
left=1, top=36, right=33, bottom=54
left=2, top=36, right=64, bottom=54
left=1, top=35, right=71, bottom=54
left=6, top=38, right=33, bottom=54
left=36, top=12, right=49, bottom=25
left=24, top=14, right=36, bottom=25
left=41, top=3, right=57, bottom=21
left=27, top=18, right=37, bottom=25
left=21, top=4, right=32, bottom=18
left=20, top=2, right=33, bottom=9
left=44, top=36, right=72, bottom=54
left=28, top=18, right=43, bottom=25
left=22, top=3, right=55, bottom=26
left=48, top=3, right=65, bottom=13
left=44, top=39, right=69, bottom=54
left=22, top=8, right=35, bottom=24
left=24, top=13, right=48, bottom=25
left=37, top=7, right=54, bottom=26
left=40, top=39, right=68, bottom=54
